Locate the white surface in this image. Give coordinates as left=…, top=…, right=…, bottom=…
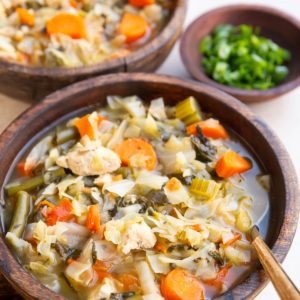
left=157, top=0, right=300, bottom=299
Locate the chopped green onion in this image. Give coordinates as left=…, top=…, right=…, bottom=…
left=199, top=24, right=291, bottom=90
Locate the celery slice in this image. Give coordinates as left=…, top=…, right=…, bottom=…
left=175, top=96, right=203, bottom=125
left=190, top=178, right=221, bottom=200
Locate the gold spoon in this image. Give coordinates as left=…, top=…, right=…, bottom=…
left=251, top=226, right=300, bottom=299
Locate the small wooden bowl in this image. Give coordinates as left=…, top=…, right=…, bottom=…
left=0, top=0, right=186, bottom=101
left=180, top=5, right=300, bottom=103
left=0, top=73, right=299, bottom=299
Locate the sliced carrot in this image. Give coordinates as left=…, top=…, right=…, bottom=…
left=129, top=0, right=155, bottom=7
left=69, top=0, right=78, bottom=8
left=17, top=161, right=32, bottom=177
left=161, top=268, right=204, bottom=300
left=120, top=13, right=148, bottom=43
left=74, top=114, right=106, bottom=139
left=186, top=118, right=228, bottom=139
left=113, top=138, right=157, bottom=170
left=154, top=240, right=168, bottom=254
left=35, top=200, right=55, bottom=211
left=165, top=177, right=182, bottom=191
left=117, top=273, right=140, bottom=292
left=17, top=8, right=35, bottom=26
left=170, top=208, right=179, bottom=218
left=46, top=198, right=73, bottom=226
left=46, top=13, right=86, bottom=39
left=97, top=115, right=107, bottom=125
left=215, top=151, right=252, bottom=178
left=93, top=260, right=111, bottom=272
left=17, top=52, right=30, bottom=63
left=223, top=233, right=242, bottom=247
left=67, top=258, right=76, bottom=264
left=94, top=270, right=112, bottom=283
left=86, top=204, right=101, bottom=233
left=205, top=264, right=231, bottom=290
left=189, top=224, right=203, bottom=232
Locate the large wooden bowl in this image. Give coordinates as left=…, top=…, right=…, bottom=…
left=0, top=73, right=299, bottom=299
left=0, top=0, right=186, bottom=101
left=180, top=5, right=300, bottom=103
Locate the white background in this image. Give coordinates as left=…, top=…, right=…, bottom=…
left=157, top=0, right=300, bottom=299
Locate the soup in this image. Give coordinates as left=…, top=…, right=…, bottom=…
left=0, top=0, right=171, bottom=67
left=3, top=96, right=269, bottom=300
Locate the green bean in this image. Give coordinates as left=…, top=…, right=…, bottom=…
left=5, top=176, right=44, bottom=197
left=7, top=191, right=31, bottom=238
left=43, top=167, right=66, bottom=184
left=5, top=167, right=66, bottom=196
left=56, top=127, right=79, bottom=145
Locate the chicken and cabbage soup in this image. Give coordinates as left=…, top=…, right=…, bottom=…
left=3, top=96, right=270, bottom=300
left=0, top=0, right=171, bottom=67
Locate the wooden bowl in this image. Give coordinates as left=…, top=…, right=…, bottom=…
left=0, top=73, right=299, bottom=299
left=0, top=0, right=186, bottom=102
left=180, top=5, right=300, bottom=103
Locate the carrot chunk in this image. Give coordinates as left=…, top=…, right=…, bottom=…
left=35, top=200, right=55, bottom=211
left=215, top=151, right=252, bottom=178
left=120, top=13, right=148, bottom=43
left=223, top=233, right=242, bottom=247
left=205, top=264, right=231, bottom=290
left=161, top=268, right=204, bottom=300
left=165, top=177, right=182, bottom=191
left=46, top=13, right=86, bottom=39
left=17, top=161, right=32, bottom=177
left=113, top=138, right=157, bottom=170
left=74, top=114, right=106, bottom=139
left=129, top=0, right=155, bottom=7
left=94, top=270, right=112, bottom=283
left=93, top=260, right=111, bottom=272
left=86, top=204, right=101, bottom=233
left=69, top=0, right=78, bottom=8
left=186, top=118, right=228, bottom=139
left=154, top=240, right=168, bottom=253
left=189, top=224, right=203, bottom=232
left=117, top=273, right=140, bottom=292
left=17, top=8, right=35, bottom=26
left=74, top=114, right=94, bottom=139
left=46, top=198, right=73, bottom=226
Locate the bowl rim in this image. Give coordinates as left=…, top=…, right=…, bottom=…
left=0, top=73, right=299, bottom=299
left=0, top=0, right=187, bottom=78
left=180, top=4, right=300, bottom=102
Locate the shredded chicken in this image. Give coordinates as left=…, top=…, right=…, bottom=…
left=105, top=218, right=157, bottom=255
left=56, top=144, right=121, bottom=176
left=87, top=277, right=117, bottom=300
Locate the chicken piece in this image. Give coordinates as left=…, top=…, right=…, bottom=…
left=105, top=217, right=157, bottom=254
left=121, top=221, right=157, bottom=254
left=56, top=144, right=121, bottom=176
left=87, top=277, right=117, bottom=300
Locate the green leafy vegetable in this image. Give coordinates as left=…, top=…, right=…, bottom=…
left=199, top=24, right=291, bottom=90
left=191, top=126, right=216, bottom=162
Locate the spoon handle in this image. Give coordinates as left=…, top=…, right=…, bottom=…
left=251, top=226, right=300, bottom=300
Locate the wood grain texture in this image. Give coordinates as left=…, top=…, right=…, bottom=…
left=180, top=4, right=300, bottom=103
left=251, top=227, right=300, bottom=300
left=0, top=73, right=299, bottom=299
left=0, top=0, right=187, bottom=102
